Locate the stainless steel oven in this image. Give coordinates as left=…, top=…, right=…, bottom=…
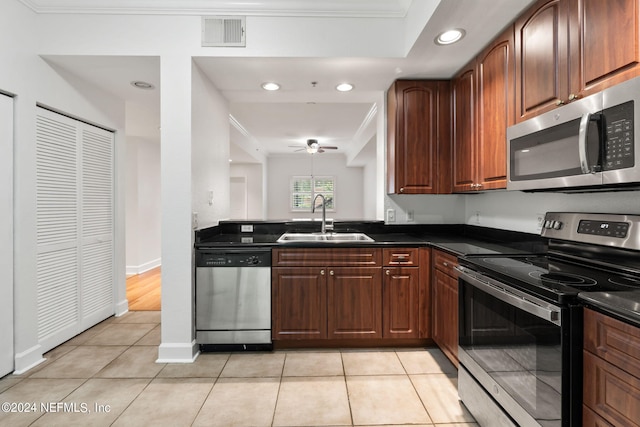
left=457, top=265, right=581, bottom=427
left=507, top=77, right=640, bottom=192
left=457, top=212, right=640, bottom=427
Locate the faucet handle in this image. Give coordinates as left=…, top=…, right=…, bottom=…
left=325, top=218, right=334, bottom=231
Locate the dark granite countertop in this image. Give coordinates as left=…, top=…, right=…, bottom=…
left=195, top=221, right=546, bottom=257
left=579, top=291, right=640, bottom=327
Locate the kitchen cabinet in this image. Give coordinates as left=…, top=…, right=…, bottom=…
left=432, top=249, right=458, bottom=367
left=452, top=26, right=513, bottom=192
left=382, top=248, right=420, bottom=339
left=515, top=0, right=640, bottom=122
left=432, top=249, right=459, bottom=367
left=583, top=308, right=640, bottom=427
left=387, top=80, right=451, bottom=195
left=272, top=248, right=383, bottom=341
left=271, top=267, right=327, bottom=340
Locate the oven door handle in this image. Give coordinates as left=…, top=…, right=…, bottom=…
left=456, top=267, right=561, bottom=326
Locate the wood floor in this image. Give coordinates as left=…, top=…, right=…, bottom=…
left=126, top=266, right=161, bottom=311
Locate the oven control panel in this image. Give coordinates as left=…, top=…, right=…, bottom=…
left=577, top=220, right=629, bottom=238
left=541, top=212, right=640, bottom=250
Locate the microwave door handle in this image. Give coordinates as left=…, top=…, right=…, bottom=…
left=578, top=112, right=592, bottom=173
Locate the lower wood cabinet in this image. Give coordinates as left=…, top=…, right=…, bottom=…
left=328, top=267, right=382, bottom=339
left=432, top=249, right=459, bottom=367
left=272, top=247, right=428, bottom=343
left=271, top=267, right=327, bottom=340
left=583, top=308, right=640, bottom=427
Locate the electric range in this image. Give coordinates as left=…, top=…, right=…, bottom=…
left=456, top=212, right=640, bottom=427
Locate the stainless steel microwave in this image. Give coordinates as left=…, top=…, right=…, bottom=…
left=507, top=77, right=640, bottom=191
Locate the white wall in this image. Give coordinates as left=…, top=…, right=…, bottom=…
left=126, top=137, right=161, bottom=275
left=1, top=1, right=128, bottom=373
left=384, top=188, right=640, bottom=235
left=267, top=154, right=364, bottom=220
left=231, top=163, right=264, bottom=220
left=191, top=63, right=230, bottom=229
left=464, top=190, right=640, bottom=234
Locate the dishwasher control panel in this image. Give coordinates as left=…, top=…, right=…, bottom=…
left=196, top=249, right=271, bottom=267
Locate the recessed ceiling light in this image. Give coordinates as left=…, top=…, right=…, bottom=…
left=336, top=83, right=354, bottom=92
left=261, top=82, right=280, bottom=91
left=130, top=81, right=155, bottom=90
left=435, top=29, right=466, bottom=45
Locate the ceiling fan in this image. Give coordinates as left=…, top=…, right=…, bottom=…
left=290, top=139, right=338, bottom=154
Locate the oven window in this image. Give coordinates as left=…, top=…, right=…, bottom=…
left=459, top=282, right=563, bottom=426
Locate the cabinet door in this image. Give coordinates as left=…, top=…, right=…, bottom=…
left=583, top=351, right=640, bottom=427
left=476, top=28, right=513, bottom=190
left=383, top=267, right=419, bottom=338
left=515, top=0, right=569, bottom=122
left=452, top=65, right=477, bottom=192
left=387, top=80, right=451, bottom=194
left=272, top=267, right=327, bottom=340
left=327, top=267, right=382, bottom=339
left=569, top=0, right=640, bottom=97
left=433, top=269, right=459, bottom=366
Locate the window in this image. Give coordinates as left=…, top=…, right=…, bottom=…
left=290, top=176, right=335, bottom=211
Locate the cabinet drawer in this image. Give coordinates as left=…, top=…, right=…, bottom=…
left=584, top=308, right=640, bottom=380
left=583, top=351, right=640, bottom=427
left=383, top=247, right=420, bottom=267
left=272, top=248, right=381, bottom=267
left=432, top=250, right=458, bottom=276
left=583, top=406, right=614, bottom=427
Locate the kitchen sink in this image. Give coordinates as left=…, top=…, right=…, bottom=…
left=277, top=232, right=374, bottom=243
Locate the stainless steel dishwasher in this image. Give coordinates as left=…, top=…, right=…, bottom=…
left=195, top=248, right=272, bottom=351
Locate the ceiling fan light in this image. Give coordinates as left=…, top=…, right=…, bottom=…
left=306, top=145, right=318, bottom=154
left=261, top=82, right=280, bottom=91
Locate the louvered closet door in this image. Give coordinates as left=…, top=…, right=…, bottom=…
left=36, top=108, right=114, bottom=352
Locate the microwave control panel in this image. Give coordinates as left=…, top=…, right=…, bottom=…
left=604, top=100, right=634, bottom=170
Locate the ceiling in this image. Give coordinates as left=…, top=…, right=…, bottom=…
left=30, top=0, right=535, bottom=164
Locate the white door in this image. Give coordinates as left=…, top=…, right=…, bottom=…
left=0, top=93, right=14, bottom=376
left=230, top=176, right=248, bottom=220
left=35, top=107, right=114, bottom=352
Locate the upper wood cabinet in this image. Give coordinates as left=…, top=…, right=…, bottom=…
left=453, top=27, right=513, bottom=192
left=515, top=0, right=640, bottom=122
left=387, top=80, right=451, bottom=195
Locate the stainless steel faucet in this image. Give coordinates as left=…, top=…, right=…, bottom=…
left=312, top=194, right=332, bottom=234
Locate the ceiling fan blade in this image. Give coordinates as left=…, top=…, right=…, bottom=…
left=320, top=146, right=338, bottom=150
left=317, top=148, right=325, bottom=153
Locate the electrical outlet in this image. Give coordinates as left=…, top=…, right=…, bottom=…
left=192, top=212, right=198, bottom=229
left=386, top=209, right=396, bottom=223
left=407, top=210, right=414, bottom=222
left=474, top=211, right=481, bottom=225
left=536, top=213, right=545, bottom=231
left=208, top=190, right=214, bottom=206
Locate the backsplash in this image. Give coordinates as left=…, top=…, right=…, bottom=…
left=385, top=190, right=640, bottom=235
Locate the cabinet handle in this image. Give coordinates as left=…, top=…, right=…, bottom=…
left=386, top=270, right=391, bottom=276
left=555, top=99, right=566, bottom=106
left=321, top=270, right=325, bottom=275
left=568, top=93, right=580, bottom=101
left=329, top=270, right=334, bottom=276
left=400, top=187, right=404, bottom=193
left=443, top=262, right=449, bottom=267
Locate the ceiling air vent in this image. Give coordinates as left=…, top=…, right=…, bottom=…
left=202, top=16, right=246, bottom=47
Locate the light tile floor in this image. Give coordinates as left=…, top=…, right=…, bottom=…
left=0, top=311, right=478, bottom=427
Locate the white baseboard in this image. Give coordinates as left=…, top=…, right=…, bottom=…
left=156, top=340, right=199, bottom=363
left=13, top=344, right=46, bottom=375
left=126, top=258, right=161, bottom=276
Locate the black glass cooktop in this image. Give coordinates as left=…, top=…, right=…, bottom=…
left=459, top=254, right=640, bottom=304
